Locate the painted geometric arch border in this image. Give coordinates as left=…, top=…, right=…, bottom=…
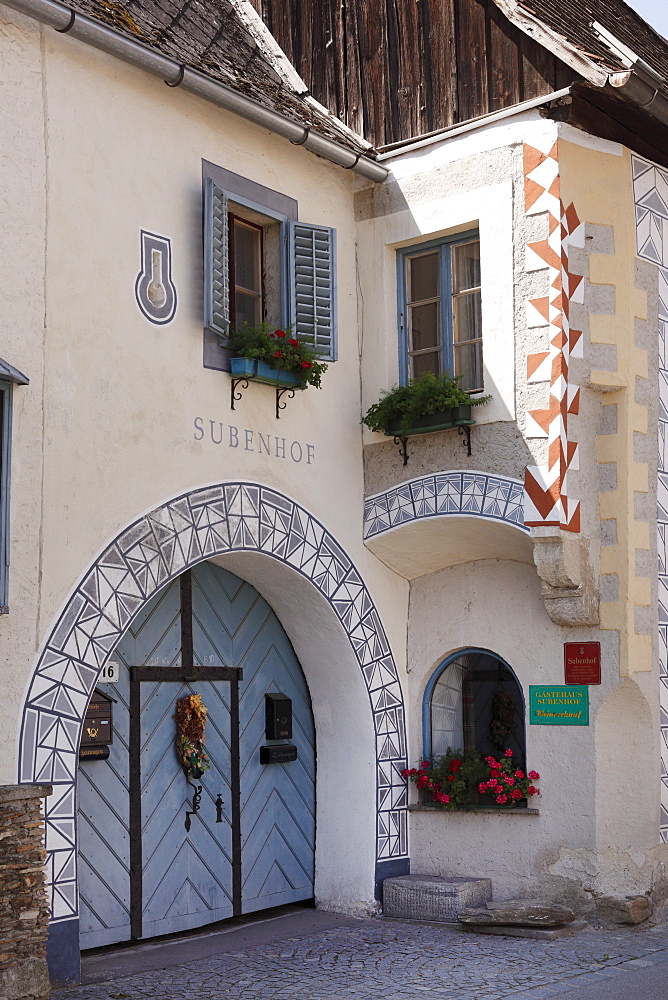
left=18, top=482, right=408, bottom=922
left=364, top=470, right=528, bottom=540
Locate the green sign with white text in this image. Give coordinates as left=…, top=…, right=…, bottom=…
left=529, top=685, right=589, bottom=726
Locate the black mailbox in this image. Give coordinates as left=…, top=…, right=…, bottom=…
left=80, top=690, right=114, bottom=760
left=260, top=744, right=298, bottom=765
left=265, top=692, right=292, bottom=740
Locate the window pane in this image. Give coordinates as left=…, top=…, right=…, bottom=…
left=431, top=662, right=465, bottom=758
left=234, top=223, right=261, bottom=293
left=454, top=340, right=483, bottom=391
left=411, top=352, right=440, bottom=378
left=454, top=289, right=482, bottom=343
left=235, top=290, right=261, bottom=327
left=409, top=302, right=440, bottom=352
left=408, top=252, right=439, bottom=302
left=452, top=241, right=480, bottom=293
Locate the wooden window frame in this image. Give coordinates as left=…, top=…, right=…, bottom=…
left=397, top=230, right=482, bottom=390
left=422, top=648, right=526, bottom=765
left=202, top=162, right=338, bottom=368
left=228, top=213, right=265, bottom=327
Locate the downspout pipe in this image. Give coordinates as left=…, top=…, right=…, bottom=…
left=607, top=67, right=668, bottom=131
left=1, top=0, right=388, bottom=183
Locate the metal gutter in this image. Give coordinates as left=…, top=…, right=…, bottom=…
left=375, top=88, right=573, bottom=160
left=1, top=0, right=388, bottom=183
left=607, top=68, right=668, bottom=130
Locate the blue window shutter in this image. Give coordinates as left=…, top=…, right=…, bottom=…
left=204, top=178, right=229, bottom=337
left=289, top=222, right=337, bottom=361
left=0, top=382, right=12, bottom=611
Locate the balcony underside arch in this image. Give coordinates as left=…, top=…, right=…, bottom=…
left=364, top=471, right=532, bottom=578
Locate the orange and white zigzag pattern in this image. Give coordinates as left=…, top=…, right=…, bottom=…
left=523, top=140, right=583, bottom=533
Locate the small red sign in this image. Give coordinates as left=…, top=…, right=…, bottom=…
left=564, top=642, right=601, bottom=685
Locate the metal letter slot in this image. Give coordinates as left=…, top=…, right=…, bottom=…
left=260, top=744, right=298, bottom=765
left=265, top=692, right=292, bottom=740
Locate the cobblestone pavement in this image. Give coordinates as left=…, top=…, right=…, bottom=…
left=53, top=917, right=668, bottom=1000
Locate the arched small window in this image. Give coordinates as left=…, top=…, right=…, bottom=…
left=423, top=649, right=525, bottom=763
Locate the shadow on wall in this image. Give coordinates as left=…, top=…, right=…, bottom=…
left=594, top=678, right=657, bottom=853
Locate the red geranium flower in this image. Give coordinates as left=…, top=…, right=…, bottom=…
left=274, top=330, right=286, bottom=338
left=504, top=749, right=513, bottom=757
left=301, top=361, right=312, bottom=368
left=273, top=350, right=283, bottom=358
left=289, top=338, right=299, bottom=346
left=514, top=770, right=525, bottom=779
left=528, top=770, right=540, bottom=780
left=496, top=794, right=508, bottom=804
left=510, top=789, right=523, bottom=800
left=528, top=785, right=538, bottom=796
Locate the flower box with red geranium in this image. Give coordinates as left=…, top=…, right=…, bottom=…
left=229, top=358, right=300, bottom=388
left=226, top=322, right=328, bottom=390
left=401, top=747, right=540, bottom=811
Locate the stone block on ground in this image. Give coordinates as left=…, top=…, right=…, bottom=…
left=461, top=919, right=589, bottom=940
left=383, top=874, right=492, bottom=923
left=595, top=894, right=651, bottom=925
left=458, top=899, right=575, bottom=928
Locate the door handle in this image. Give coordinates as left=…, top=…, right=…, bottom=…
left=215, top=793, right=224, bottom=823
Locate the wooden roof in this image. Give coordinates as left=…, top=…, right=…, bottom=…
left=61, top=0, right=372, bottom=154
left=494, top=0, right=668, bottom=97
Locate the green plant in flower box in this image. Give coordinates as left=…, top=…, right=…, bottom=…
left=363, top=371, right=490, bottom=438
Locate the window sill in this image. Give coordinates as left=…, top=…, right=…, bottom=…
left=408, top=804, right=539, bottom=816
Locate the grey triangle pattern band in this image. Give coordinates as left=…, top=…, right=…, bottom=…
left=632, top=155, right=668, bottom=845
left=18, top=483, right=408, bottom=922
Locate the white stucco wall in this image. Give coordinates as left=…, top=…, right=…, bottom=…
left=2, top=3, right=665, bottom=926
left=0, top=8, right=47, bottom=777
left=0, top=10, right=409, bottom=916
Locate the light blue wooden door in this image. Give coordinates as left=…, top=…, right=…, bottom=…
left=77, top=578, right=186, bottom=948
left=192, top=563, right=316, bottom=914
left=140, top=677, right=234, bottom=937
left=78, top=562, right=315, bottom=948
left=77, top=654, right=131, bottom=949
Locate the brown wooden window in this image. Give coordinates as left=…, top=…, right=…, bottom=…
left=229, top=214, right=263, bottom=327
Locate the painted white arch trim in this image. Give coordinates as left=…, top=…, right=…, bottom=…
left=18, top=483, right=408, bottom=922
left=364, top=470, right=529, bottom=541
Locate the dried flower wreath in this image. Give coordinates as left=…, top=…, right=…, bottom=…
left=173, top=693, right=211, bottom=780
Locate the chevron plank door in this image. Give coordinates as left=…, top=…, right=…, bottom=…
left=140, top=676, right=234, bottom=937
left=192, top=562, right=315, bottom=913
left=238, top=603, right=316, bottom=910
left=77, top=577, right=185, bottom=948
left=78, top=562, right=315, bottom=948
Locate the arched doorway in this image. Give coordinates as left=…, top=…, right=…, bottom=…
left=77, top=562, right=315, bottom=948
left=19, top=482, right=408, bottom=982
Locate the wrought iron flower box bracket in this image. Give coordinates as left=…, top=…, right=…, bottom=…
left=384, top=405, right=475, bottom=466
left=228, top=358, right=303, bottom=419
